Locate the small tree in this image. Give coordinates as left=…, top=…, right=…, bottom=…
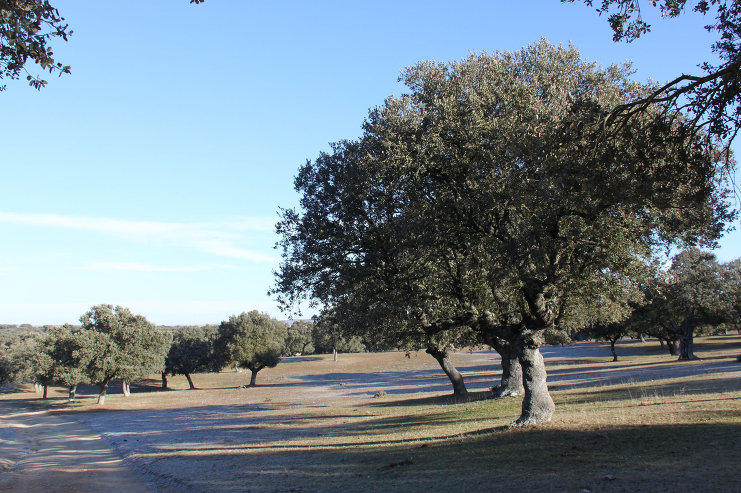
left=31, top=325, right=88, bottom=400
left=78, top=304, right=170, bottom=403
left=284, top=320, right=315, bottom=356
left=311, top=312, right=365, bottom=361
left=164, top=325, right=218, bottom=389
left=215, top=311, right=287, bottom=387
left=663, top=249, right=735, bottom=360
left=0, top=331, right=40, bottom=388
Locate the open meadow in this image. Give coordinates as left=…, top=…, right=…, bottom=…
left=1, top=335, right=740, bottom=492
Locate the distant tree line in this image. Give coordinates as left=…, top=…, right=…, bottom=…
left=581, top=248, right=741, bottom=361
left=0, top=305, right=365, bottom=403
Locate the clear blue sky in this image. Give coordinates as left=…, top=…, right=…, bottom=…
left=1, top=1, right=738, bottom=325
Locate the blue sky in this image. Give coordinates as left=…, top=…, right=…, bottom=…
left=1, top=1, right=738, bottom=325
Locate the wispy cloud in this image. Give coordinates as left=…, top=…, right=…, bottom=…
left=0, top=211, right=279, bottom=263
left=88, top=261, right=246, bottom=272
left=89, top=261, right=204, bottom=272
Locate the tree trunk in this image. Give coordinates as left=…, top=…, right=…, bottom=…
left=97, top=381, right=109, bottom=405
left=333, top=347, right=338, bottom=362
left=161, top=372, right=168, bottom=389
left=185, top=373, right=196, bottom=390
left=610, top=338, right=619, bottom=362
left=639, top=334, right=646, bottom=343
left=34, top=382, right=42, bottom=393
left=68, top=384, right=77, bottom=402
left=514, top=330, right=554, bottom=426
left=249, top=369, right=259, bottom=387
left=677, top=331, right=697, bottom=361
left=658, top=339, right=665, bottom=349
left=426, top=347, right=468, bottom=396
left=488, top=336, right=523, bottom=398
left=42, top=384, right=48, bottom=399
left=122, top=380, right=131, bottom=397
left=666, top=339, right=677, bottom=356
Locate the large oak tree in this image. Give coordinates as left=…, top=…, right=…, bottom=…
left=274, top=40, right=734, bottom=425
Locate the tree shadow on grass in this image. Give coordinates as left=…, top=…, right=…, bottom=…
left=95, top=416, right=741, bottom=493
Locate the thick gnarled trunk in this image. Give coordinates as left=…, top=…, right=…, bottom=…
left=677, top=333, right=697, bottom=360
left=674, top=322, right=698, bottom=361
left=514, top=330, right=554, bottom=426
left=488, top=337, right=523, bottom=398
left=122, top=380, right=131, bottom=397
left=426, top=347, right=468, bottom=396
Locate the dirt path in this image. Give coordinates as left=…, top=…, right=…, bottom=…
left=0, top=400, right=152, bottom=493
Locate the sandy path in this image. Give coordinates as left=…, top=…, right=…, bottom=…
left=0, top=400, right=152, bottom=493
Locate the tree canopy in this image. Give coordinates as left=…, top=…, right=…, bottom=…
left=164, top=325, right=218, bottom=390
left=215, top=310, right=287, bottom=387
left=79, top=304, right=171, bottom=403
left=273, top=40, right=735, bottom=425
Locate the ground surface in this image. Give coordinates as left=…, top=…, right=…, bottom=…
left=1, top=336, right=740, bottom=492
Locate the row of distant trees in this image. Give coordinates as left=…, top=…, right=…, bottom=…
left=0, top=305, right=365, bottom=404
left=580, top=248, right=741, bottom=362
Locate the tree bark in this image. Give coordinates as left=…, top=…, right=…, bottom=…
left=333, top=347, right=338, bottom=362
left=42, top=384, right=48, bottom=399
left=97, top=381, right=109, bottom=405
left=488, top=336, right=523, bottom=398
left=161, top=372, right=168, bottom=389
left=666, top=338, right=677, bottom=356
left=677, top=332, right=697, bottom=360
left=34, top=382, right=42, bottom=393
left=122, top=380, right=131, bottom=397
left=249, top=369, right=259, bottom=387
left=514, top=330, right=554, bottom=426
left=426, top=347, right=468, bottom=396
left=68, top=384, right=77, bottom=402
left=185, top=373, right=196, bottom=390
left=610, top=338, right=619, bottom=362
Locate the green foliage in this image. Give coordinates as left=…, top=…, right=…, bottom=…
left=0, top=331, right=40, bottom=384
left=274, top=40, right=734, bottom=346
left=285, top=320, right=315, bottom=355
left=31, top=325, right=88, bottom=388
left=311, top=313, right=366, bottom=355
left=0, top=0, right=72, bottom=91
left=215, top=311, right=287, bottom=384
left=78, top=304, right=171, bottom=389
left=622, top=249, right=739, bottom=358
left=165, top=325, right=219, bottom=377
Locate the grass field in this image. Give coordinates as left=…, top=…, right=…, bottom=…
left=2, top=336, right=740, bottom=492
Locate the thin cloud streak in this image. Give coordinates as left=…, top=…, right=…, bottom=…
left=0, top=211, right=278, bottom=263
left=88, top=261, right=245, bottom=272
left=89, top=261, right=204, bottom=273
